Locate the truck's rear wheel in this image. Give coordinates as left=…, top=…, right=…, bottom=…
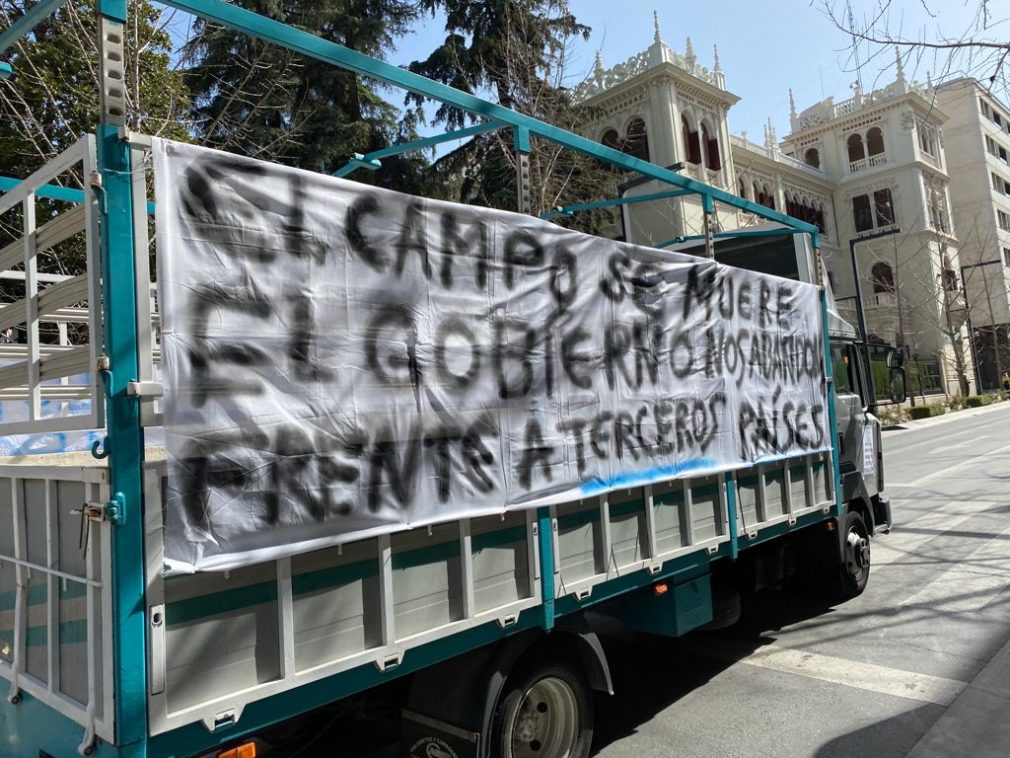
left=493, top=660, right=593, bottom=758
left=837, top=510, right=871, bottom=598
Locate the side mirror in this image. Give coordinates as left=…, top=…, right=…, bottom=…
left=889, top=366, right=907, bottom=404
left=886, top=347, right=904, bottom=368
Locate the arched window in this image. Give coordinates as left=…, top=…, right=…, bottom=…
left=867, top=127, right=885, bottom=157
left=804, top=148, right=821, bottom=168
left=624, top=118, right=650, bottom=161
left=847, top=133, right=865, bottom=162
left=601, top=129, right=621, bottom=151
left=871, top=262, right=895, bottom=294
left=739, top=179, right=748, bottom=199
left=701, top=120, right=721, bottom=170
left=682, top=114, right=701, bottom=164
left=755, top=184, right=775, bottom=210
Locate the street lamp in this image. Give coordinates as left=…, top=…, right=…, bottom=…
left=849, top=228, right=902, bottom=401
left=960, top=258, right=1003, bottom=390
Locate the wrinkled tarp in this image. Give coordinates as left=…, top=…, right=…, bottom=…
left=154, top=140, right=830, bottom=573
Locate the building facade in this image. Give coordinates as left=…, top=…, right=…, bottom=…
left=576, top=19, right=973, bottom=397
left=935, top=78, right=1010, bottom=389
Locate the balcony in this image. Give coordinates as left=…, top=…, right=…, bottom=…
left=849, top=153, right=887, bottom=174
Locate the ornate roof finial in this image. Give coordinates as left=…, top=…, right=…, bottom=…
left=594, top=50, right=605, bottom=79
left=927, top=69, right=933, bottom=88
left=895, top=45, right=905, bottom=84
left=685, top=36, right=696, bottom=66
left=765, top=117, right=778, bottom=151
left=789, top=88, right=797, bottom=120
left=713, top=44, right=722, bottom=74
left=653, top=10, right=662, bottom=44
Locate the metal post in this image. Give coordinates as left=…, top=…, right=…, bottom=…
left=97, top=0, right=148, bottom=748
left=514, top=126, right=532, bottom=215
left=702, top=194, right=716, bottom=259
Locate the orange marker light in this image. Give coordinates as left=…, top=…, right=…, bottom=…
left=652, top=582, right=669, bottom=597
left=218, top=743, right=256, bottom=758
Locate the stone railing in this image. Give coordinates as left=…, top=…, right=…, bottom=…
left=793, top=80, right=937, bottom=132
left=731, top=134, right=825, bottom=177
left=573, top=40, right=724, bottom=101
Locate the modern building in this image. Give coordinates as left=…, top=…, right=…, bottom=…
left=575, top=17, right=974, bottom=396
left=934, top=78, right=1010, bottom=389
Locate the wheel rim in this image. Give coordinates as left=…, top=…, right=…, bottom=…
left=845, top=523, right=870, bottom=584
left=508, top=675, right=580, bottom=758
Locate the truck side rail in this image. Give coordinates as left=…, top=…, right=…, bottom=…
left=0, top=136, right=104, bottom=436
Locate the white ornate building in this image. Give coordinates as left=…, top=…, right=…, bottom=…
left=576, top=15, right=973, bottom=396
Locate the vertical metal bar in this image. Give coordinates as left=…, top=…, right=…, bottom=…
left=782, top=464, right=792, bottom=518
left=143, top=467, right=166, bottom=704
left=726, top=474, right=739, bottom=560
left=83, top=136, right=105, bottom=432
left=683, top=479, right=695, bottom=546
left=756, top=464, right=768, bottom=523
left=45, top=480, right=58, bottom=694
left=130, top=147, right=155, bottom=406
left=276, top=557, right=295, bottom=680
left=97, top=0, right=147, bottom=743
left=377, top=535, right=395, bottom=646
left=702, top=193, right=716, bottom=259
left=23, top=195, right=40, bottom=421
left=98, top=482, right=114, bottom=734
left=459, top=519, right=474, bottom=620
left=642, top=484, right=657, bottom=564
left=536, top=506, right=554, bottom=630
left=598, top=494, right=612, bottom=576
left=514, top=127, right=532, bottom=215
left=6, top=478, right=24, bottom=703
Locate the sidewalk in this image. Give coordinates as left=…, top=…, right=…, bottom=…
left=881, top=399, right=1010, bottom=437
left=906, top=630, right=1010, bottom=758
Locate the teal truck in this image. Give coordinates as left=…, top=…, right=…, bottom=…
left=0, top=3, right=905, bottom=757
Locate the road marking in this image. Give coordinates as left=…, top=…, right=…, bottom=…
left=930, top=436, right=985, bottom=454
left=873, top=501, right=996, bottom=568
left=694, top=641, right=966, bottom=706
left=889, top=442, right=1010, bottom=487
left=899, top=521, right=1010, bottom=614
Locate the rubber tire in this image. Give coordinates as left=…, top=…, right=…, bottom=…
left=491, top=659, right=594, bottom=758
left=835, top=510, right=871, bottom=600
left=699, top=582, right=742, bottom=631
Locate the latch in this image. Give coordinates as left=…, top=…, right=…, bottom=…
left=72, top=492, right=127, bottom=527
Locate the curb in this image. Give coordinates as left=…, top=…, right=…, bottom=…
left=881, top=400, right=1010, bottom=436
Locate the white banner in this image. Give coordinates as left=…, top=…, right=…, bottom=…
left=154, top=140, right=830, bottom=572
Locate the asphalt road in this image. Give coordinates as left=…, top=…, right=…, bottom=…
left=591, top=401, right=1010, bottom=758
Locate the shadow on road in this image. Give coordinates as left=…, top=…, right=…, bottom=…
left=590, top=589, right=838, bottom=755
left=811, top=704, right=939, bottom=758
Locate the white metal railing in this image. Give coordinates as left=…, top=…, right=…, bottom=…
left=0, top=465, right=114, bottom=750
left=869, top=153, right=887, bottom=167
left=0, top=137, right=104, bottom=436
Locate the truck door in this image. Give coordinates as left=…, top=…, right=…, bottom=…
left=833, top=342, right=882, bottom=512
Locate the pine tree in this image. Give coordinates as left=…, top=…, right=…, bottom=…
left=182, top=0, right=429, bottom=191
left=406, top=1, right=617, bottom=232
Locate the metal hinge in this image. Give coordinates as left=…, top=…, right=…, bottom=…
left=127, top=381, right=163, bottom=398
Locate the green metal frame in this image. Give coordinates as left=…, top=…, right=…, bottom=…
left=332, top=121, right=504, bottom=177
left=0, top=1, right=838, bottom=754
left=0, top=0, right=70, bottom=57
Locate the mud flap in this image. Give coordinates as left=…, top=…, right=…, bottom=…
left=403, top=709, right=479, bottom=758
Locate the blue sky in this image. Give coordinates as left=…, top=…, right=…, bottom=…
left=389, top=0, right=1008, bottom=143
left=158, top=0, right=1008, bottom=153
